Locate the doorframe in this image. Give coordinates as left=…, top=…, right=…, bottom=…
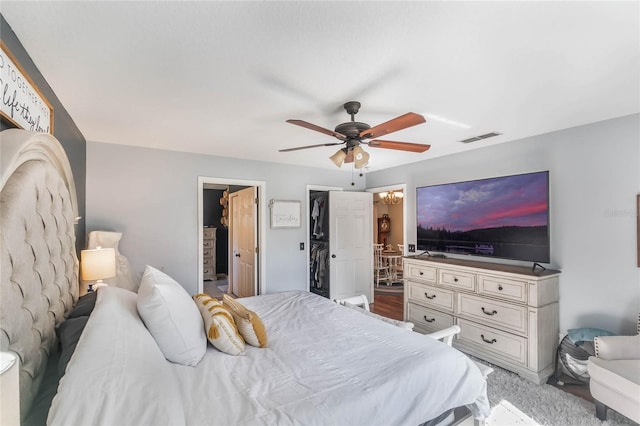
left=305, top=185, right=343, bottom=292
left=366, top=183, right=408, bottom=251
left=197, top=176, right=267, bottom=295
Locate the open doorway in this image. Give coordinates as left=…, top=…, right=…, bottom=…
left=197, top=177, right=267, bottom=296
left=367, top=184, right=407, bottom=253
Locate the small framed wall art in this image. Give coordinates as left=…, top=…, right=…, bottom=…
left=269, top=200, right=301, bottom=228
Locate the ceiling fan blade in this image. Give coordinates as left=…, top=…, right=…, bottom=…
left=279, top=142, right=343, bottom=152
left=286, top=119, right=346, bottom=140
left=360, top=112, right=426, bottom=139
left=367, top=140, right=431, bottom=153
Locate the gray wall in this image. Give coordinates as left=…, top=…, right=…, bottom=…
left=367, top=114, right=640, bottom=335
left=86, top=142, right=364, bottom=295
left=1, top=15, right=87, bottom=252
left=87, top=115, right=639, bottom=335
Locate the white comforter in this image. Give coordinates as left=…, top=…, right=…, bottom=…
left=49, top=288, right=490, bottom=425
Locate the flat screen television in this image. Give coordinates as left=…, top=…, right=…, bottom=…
left=416, top=171, right=550, bottom=263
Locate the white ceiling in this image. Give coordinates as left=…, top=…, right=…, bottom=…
left=2, top=1, right=638, bottom=171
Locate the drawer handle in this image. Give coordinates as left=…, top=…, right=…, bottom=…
left=481, top=307, right=498, bottom=316
left=498, top=285, right=504, bottom=291
left=453, top=277, right=459, bottom=282
left=480, top=334, right=497, bottom=344
left=424, top=292, right=436, bottom=300
left=423, top=316, right=435, bottom=323
left=419, top=271, right=424, bottom=276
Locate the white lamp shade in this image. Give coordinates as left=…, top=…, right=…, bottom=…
left=81, top=248, right=116, bottom=281
left=0, top=352, right=19, bottom=426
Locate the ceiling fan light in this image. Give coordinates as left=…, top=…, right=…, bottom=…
left=352, top=146, right=370, bottom=169
left=329, top=149, right=347, bottom=167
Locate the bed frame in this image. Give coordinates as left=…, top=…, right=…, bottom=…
left=0, top=130, right=80, bottom=420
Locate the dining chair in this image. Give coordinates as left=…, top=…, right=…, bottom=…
left=373, top=244, right=390, bottom=287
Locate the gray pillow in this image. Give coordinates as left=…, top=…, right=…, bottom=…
left=67, top=291, right=98, bottom=319
left=56, top=316, right=89, bottom=375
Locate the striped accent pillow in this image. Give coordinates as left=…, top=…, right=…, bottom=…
left=223, top=294, right=268, bottom=348
left=193, top=294, right=245, bottom=355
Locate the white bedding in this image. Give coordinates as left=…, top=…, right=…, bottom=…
left=49, top=288, right=490, bottom=425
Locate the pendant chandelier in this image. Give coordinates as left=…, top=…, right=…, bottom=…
left=378, top=191, right=404, bottom=205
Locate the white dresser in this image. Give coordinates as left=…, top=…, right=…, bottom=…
left=404, top=256, right=560, bottom=384
left=203, top=227, right=217, bottom=281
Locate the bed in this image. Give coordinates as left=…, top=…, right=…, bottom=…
left=0, top=130, right=490, bottom=425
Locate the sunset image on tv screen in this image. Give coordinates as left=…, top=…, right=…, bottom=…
left=416, top=171, right=549, bottom=262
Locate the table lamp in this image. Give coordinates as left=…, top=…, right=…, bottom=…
left=0, top=352, right=19, bottom=426
left=81, top=247, right=116, bottom=292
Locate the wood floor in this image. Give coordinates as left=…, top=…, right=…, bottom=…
left=370, top=293, right=404, bottom=320
left=369, top=292, right=595, bottom=404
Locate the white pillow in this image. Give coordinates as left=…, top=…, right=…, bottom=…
left=137, top=265, right=206, bottom=366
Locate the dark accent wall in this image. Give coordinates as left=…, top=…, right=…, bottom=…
left=203, top=189, right=228, bottom=274
left=1, top=14, right=87, bottom=253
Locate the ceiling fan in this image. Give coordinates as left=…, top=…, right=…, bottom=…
left=280, top=101, right=431, bottom=169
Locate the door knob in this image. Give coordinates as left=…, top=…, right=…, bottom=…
left=235, top=253, right=240, bottom=258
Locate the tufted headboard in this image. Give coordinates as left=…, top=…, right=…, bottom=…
left=0, top=129, right=80, bottom=420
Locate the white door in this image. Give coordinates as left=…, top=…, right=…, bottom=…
left=231, top=187, right=257, bottom=297
left=329, top=191, right=373, bottom=302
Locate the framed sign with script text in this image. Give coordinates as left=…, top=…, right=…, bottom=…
left=269, top=200, right=301, bottom=228
left=0, top=41, right=54, bottom=133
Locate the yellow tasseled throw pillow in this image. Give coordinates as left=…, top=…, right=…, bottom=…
left=222, top=294, right=268, bottom=348
left=193, top=294, right=245, bottom=355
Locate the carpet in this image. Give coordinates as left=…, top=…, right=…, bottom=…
left=483, top=361, right=635, bottom=426
left=203, top=276, right=229, bottom=299
left=374, top=282, right=403, bottom=295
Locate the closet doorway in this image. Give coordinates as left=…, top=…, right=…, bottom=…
left=197, top=177, right=266, bottom=296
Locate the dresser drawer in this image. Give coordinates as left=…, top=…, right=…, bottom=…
left=439, top=268, right=475, bottom=291
left=203, top=239, right=215, bottom=249
left=407, top=282, right=455, bottom=312
left=478, top=274, right=528, bottom=304
left=203, top=228, right=216, bottom=239
left=407, top=303, right=454, bottom=334
left=405, top=261, right=437, bottom=283
left=458, top=294, right=528, bottom=335
left=203, top=267, right=215, bottom=279
left=203, top=257, right=214, bottom=265
left=457, top=319, right=527, bottom=366
left=203, top=248, right=213, bottom=258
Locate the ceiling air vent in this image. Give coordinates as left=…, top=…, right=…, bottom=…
left=459, top=132, right=502, bottom=143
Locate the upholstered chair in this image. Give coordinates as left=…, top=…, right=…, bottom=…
left=587, top=315, right=640, bottom=423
